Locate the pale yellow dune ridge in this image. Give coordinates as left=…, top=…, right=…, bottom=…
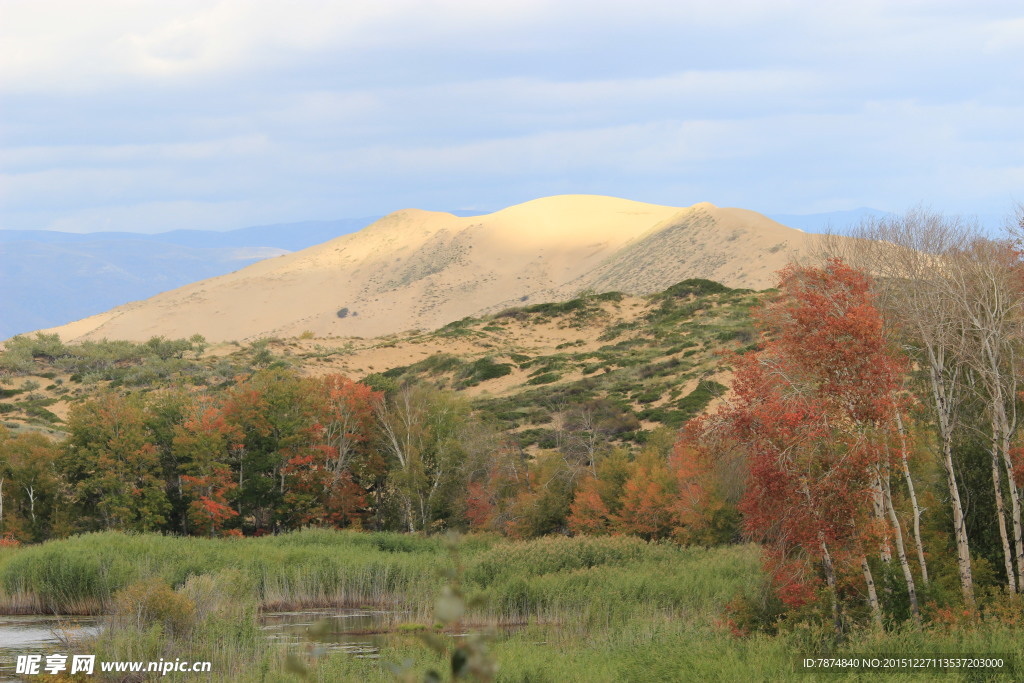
left=41, top=195, right=822, bottom=343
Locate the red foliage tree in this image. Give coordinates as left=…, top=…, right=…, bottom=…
left=567, top=477, right=611, bottom=535
left=282, top=375, right=381, bottom=528
left=173, top=397, right=239, bottom=536
left=717, top=259, right=907, bottom=632
left=464, top=481, right=494, bottom=530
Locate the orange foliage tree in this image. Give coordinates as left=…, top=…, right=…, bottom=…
left=173, top=395, right=239, bottom=536
left=715, top=259, right=910, bottom=633
left=281, top=375, right=381, bottom=528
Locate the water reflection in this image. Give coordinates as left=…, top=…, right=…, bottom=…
left=0, top=608, right=419, bottom=679
left=0, top=615, right=101, bottom=682
left=260, top=608, right=399, bottom=659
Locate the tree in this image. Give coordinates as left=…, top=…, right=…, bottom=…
left=144, top=388, right=194, bottom=534
left=61, top=392, right=168, bottom=532
left=173, top=394, right=239, bottom=536
left=281, top=375, right=381, bottom=528
left=506, top=450, right=576, bottom=538
left=669, top=425, right=743, bottom=546
left=944, top=238, right=1024, bottom=591
left=221, top=368, right=311, bottom=532
left=465, top=441, right=529, bottom=533
left=614, top=450, right=674, bottom=540
left=567, top=478, right=611, bottom=535
left=567, top=448, right=631, bottom=536
left=376, top=385, right=471, bottom=532
left=2, top=431, right=60, bottom=541
left=828, top=210, right=980, bottom=607
left=716, top=259, right=914, bottom=633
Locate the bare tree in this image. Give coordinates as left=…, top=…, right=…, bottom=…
left=944, top=238, right=1024, bottom=591
left=823, top=208, right=979, bottom=606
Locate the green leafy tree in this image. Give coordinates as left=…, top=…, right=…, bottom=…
left=2, top=431, right=61, bottom=541
left=221, top=368, right=311, bottom=532
left=376, top=385, right=471, bottom=532
left=61, top=393, right=169, bottom=531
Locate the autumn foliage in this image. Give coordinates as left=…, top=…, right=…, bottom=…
left=712, top=259, right=910, bottom=624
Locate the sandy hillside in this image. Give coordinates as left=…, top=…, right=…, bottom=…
left=39, top=195, right=822, bottom=343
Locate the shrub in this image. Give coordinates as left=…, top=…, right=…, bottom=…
left=462, top=358, right=513, bottom=386
left=677, top=380, right=726, bottom=419
left=663, top=279, right=731, bottom=299
left=179, top=570, right=255, bottom=627
left=112, top=578, right=197, bottom=637
left=527, top=372, right=561, bottom=386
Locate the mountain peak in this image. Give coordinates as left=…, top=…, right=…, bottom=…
left=39, top=195, right=821, bottom=344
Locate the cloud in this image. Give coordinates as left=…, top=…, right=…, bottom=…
left=1, top=0, right=1022, bottom=232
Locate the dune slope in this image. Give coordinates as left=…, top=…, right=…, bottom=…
left=41, top=195, right=820, bottom=343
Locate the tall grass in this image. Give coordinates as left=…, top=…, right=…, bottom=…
left=0, top=528, right=474, bottom=615
left=6, top=532, right=1021, bottom=680
left=465, top=537, right=762, bottom=627
left=0, top=531, right=760, bottom=625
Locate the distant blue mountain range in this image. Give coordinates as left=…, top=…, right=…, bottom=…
left=0, top=212, right=493, bottom=340
left=0, top=218, right=379, bottom=251
left=0, top=218, right=384, bottom=340
left=767, top=208, right=1007, bottom=234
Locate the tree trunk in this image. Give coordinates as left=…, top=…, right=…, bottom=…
left=930, top=363, right=974, bottom=607
left=820, top=532, right=844, bottom=640
left=882, top=468, right=922, bottom=624
left=237, top=457, right=244, bottom=517
left=990, top=437, right=1017, bottom=593
left=405, top=498, right=416, bottom=533
left=884, top=481, right=925, bottom=626
left=995, top=400, right=1024, bottom=586
left=872, top=473, right=892, bottom=563
left=26, top=485, right=35, bottom=525
left=895, top=411, right=929, bottom=584
left=861, top=555, right=884, bottom=630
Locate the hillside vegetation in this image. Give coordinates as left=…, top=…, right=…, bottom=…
left=0, top=278, right=759, bottom=447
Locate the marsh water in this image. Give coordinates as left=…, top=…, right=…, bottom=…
left=0, top=609, right=394, bottom=681
left=0, top=615, right=102, bottom=680
left=260, top=608, right=395, bottom=657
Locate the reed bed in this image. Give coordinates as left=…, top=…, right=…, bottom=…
left=0, top=531, right=761, bottom=627
left=464, top=537, right=763, bottom=627
left=0, top=528, right=466, bottom=616
left=5, top=532, right=1021, bottom=680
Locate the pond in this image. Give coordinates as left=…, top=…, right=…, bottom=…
left=0, top=615, right=102, bottom=681
left=0, top=609, right=394, bottom=681
left=260, top=608, right=398, bottom=658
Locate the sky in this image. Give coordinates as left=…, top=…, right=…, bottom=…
left=1, top=0, right=1022, bottom=234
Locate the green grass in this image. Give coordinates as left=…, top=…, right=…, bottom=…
left=7, top=532, right=1024, bottom=681
left=0, top=529, right=467, bottom=615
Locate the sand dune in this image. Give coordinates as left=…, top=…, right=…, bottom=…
left=40, top=195, right=823, bottom=343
